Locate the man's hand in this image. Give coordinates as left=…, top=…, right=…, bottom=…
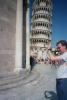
left=47, top=43, right=52, bottom=50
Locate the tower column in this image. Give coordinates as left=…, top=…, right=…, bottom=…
left=14, top=0, right=23, bottom=72
left=26, top=0, right=31, bottom=71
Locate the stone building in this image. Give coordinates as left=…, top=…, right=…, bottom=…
left=30, top=0, right=52, bottom=62
left=0, top=0, right=30, bottom=89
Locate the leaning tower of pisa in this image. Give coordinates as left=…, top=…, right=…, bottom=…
left=30, top=0, right=52, bottom=62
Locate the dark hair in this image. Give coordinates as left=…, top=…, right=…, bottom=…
left=56, top=40, right=67, bottom=49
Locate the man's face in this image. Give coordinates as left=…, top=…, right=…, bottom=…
left=57, top=43, right=65, bottom=53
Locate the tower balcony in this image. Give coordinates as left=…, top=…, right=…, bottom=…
left=39, top=2, right=46, bottom=7
left=32, top=26, right=51, bottom=32
left=31, top=29, right=52, bottom=36
left=31, top=42, right=50, bottom=48
left=32, top=10, right=52, bottom=16
left=30, top=34, right=50, bottom=40
left=31, top=37, right=51, bottom=41
left=37, top=3, right=52, bottom=8
left=32, top=19, right=50, bottom=23
left=31, top=43, right=44, bottom=48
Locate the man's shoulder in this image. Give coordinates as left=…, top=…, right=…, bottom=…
left=58, top=52, right=67, bottom=60
left=63, top=52, right=67, bottom=56
left=62, top=52, right=67, bottom=61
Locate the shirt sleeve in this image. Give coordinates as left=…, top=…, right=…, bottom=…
left=58, top=53, right=67, bottom=62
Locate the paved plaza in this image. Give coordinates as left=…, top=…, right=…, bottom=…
left=0, top=64, right=58, bottom=100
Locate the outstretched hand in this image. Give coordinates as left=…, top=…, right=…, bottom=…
left=47, top=43, right=52, bottom=50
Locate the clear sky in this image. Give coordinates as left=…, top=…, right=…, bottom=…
left=30, top=0, right=67, bottom=48
left=52, top=0, right=67, bottom=47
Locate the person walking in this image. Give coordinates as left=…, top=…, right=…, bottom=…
left=47, top=40, right=67, bottom=100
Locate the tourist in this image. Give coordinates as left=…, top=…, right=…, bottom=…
left=47, top=40, right=67, bottom=100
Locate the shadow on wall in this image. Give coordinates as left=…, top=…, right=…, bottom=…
left=44, top=90, right=58, bottom=100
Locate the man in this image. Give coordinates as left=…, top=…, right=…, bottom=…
left=48, top=40, right=67, bottom=100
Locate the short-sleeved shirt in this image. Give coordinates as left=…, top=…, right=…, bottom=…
left=56, top=52, right=67, bottom=79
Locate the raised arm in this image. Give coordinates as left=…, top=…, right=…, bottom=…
left=47, top=43, right=61, bottom=61
left=48, top=50, right=61, bottom=61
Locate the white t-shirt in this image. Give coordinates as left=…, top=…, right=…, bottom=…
left=56, top=52, right=67, bottom=79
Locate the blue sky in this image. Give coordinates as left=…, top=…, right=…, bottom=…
left=52, top=0, right=67, bottom=47
left=30, top=0, right=67, bottom=48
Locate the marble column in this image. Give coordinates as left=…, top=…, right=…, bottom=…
left=26, top=0, right=31, bottom=71
left=14, top=0, right=23, bottom=72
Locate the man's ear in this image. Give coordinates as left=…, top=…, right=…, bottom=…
left=63, top=46, right=66, bottom=49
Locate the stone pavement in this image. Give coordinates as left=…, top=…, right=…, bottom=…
left=0, top=64, right=58, bottom=100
